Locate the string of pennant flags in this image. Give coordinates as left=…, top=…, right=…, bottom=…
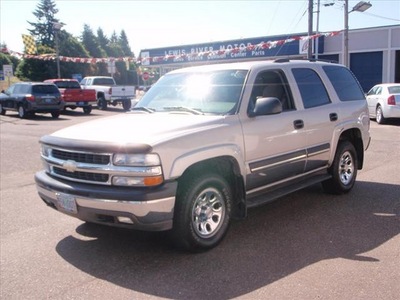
left=2, top=31, right=341, bottom=65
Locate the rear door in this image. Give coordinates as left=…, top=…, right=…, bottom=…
left=290, top=67, right=335, bottom=172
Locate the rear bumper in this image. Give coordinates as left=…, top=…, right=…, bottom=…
left=26, top=101, right=64, bottom=113
left=35, top=171, right=177, bottom=231
left=383, top=105, right=400, bottom=119
left=64, top=101, right=97, bottom=107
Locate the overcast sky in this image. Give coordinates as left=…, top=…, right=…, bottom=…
left=1, top=0, right=399, bottom=56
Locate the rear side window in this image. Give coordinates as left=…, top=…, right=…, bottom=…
left=323, top=65, right=365, bottom=101
left=32, top=85, right=60, bottom=94
left=292, top=68, right=330, bottom=109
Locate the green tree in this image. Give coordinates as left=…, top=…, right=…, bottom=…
left=97, top=28, right=110, bottom=55
left=57, top=31, right=92, bottom=78
left=119, top=30, right=134, bottom=57
left=81, top=24, right=107, bottom=75
left=15, top=44, right=57, bottom=80
left=81, top=24, right=105, bottom=58
left=27, top=0, right=59, bottom=48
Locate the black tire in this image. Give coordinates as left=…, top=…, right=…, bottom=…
left=322, top=140, right=358, bottom=194
left=18, top=105, right=27, bottom=119
left=83, top=106, right=92, bottom=115
left=170, top=173, right=232, bottom=252
left=51, top=111, right=60, bottom=118
left=0, top=103, right=6, bottom=115
left=97, top=96, right=107, bottom=110
left=376, top=105, right=386, bottom=124
left=122, top=99, right=132, bottom=111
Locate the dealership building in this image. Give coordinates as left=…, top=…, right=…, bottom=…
left=138, top=24, right=400, bottom=92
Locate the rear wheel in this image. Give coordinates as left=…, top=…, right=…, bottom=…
left=51, top=111, right=60, bottom=118
left=171, top=173, right=232, bottom=252
left=322, top=140, right=357, bottom=194
left=376, top=105, right=386, bottom=124
left=0, top=103, right=5, bottom=115
left=83, top=106, right=92, bottom=114
left=122, top=99, right=132, bottom=111
left=18, top=105, right=27, bottom=119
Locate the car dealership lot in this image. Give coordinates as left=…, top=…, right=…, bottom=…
left=1, top=110, right=399, bottom=299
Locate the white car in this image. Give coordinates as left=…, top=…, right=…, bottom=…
left=366, top=83, right=400, bottom=124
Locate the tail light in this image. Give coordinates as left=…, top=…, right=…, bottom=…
left=108, top=87, right=112, bottom=95
left=387, top=95, right=396, bottom=105
left=26, top=94, right=35, bottom=101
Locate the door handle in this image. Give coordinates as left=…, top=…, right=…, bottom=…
left=293, top=119, right=304, bottom=129
left=329, top=113, right=338, bottom=122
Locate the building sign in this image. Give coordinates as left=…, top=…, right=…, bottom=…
left=140, top=33, right=324, bottom=66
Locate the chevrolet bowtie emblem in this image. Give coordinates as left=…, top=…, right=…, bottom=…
left=63, top=160, right=77, bottom=173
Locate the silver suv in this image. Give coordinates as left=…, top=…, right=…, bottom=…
left=35, top=60, right=371, bottom=251
left=0, top=82, right=64, bottom=118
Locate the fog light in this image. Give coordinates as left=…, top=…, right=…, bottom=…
left=117, top=216, right=134, bottom=224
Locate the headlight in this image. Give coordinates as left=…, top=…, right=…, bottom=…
left=113, top=153, right=160, bottom=166
left=112, top=153, right=163, bottom=186
left=41, top=145, right=51, bottom=157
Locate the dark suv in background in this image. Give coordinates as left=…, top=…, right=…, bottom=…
left=0, top=82, right=64, bottom=118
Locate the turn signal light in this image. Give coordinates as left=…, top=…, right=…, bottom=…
left=26, top=94, right=35, bottom=101
left=387, top=95, right=396, bottom=105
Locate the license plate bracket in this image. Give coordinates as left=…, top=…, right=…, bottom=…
left=56, top=193, right=77, bottom=214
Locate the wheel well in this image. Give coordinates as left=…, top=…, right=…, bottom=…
left=97, top=92, right=104, bottom=99
left=177, top=156, right=246, bottom=219
left=339, top=128, right=364, bottom=169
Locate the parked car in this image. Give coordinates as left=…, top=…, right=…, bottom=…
left=80, top=76, right=135, bottom=111
left=44, top=79, right=96, bottom=114
left=35, top=59, right=370, bottom=252
left=366, top=83, right=400, bottom=124
left=0, top=82, right=64, bottom=118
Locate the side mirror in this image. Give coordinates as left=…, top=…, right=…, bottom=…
left=248, top=97, right=282, bottom=117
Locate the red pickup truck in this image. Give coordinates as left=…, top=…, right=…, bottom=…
left=44, top=79, right=96, bottom=114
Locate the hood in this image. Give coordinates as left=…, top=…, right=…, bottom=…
left=50, top=112, right=227, bottom=146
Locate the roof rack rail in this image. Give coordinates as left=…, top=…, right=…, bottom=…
left=274, top=58, right=290, bottom=63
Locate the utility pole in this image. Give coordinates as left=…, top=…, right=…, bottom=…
left=308, top=0, right=313, bottom=59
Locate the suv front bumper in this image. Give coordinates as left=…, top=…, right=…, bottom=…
left=35, top=171, right=177, bottom=231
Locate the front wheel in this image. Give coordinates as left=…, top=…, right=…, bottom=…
left=97, top=96, right=107, bottom=110
left=322, top=141, right=358, bottom=194
left=171, top=173, right=232, bottom=252
left=376, top=105, right=386, bottom=124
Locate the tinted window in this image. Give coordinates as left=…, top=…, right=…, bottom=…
left=93, top=78, right=115, bottom=85
left=249, top=70, right=294, bottom=112
left=54, top=81, right=80, bottom=89
left=323, top=65, right=365, bottom=101
left=388, top=85, right=400, bottom=94
left=32, top=85, right=59, bottom=94
left=292, top=68, right=330, bottom=109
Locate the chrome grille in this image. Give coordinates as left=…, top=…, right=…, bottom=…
left=53, top=167, right=109, bottom=183
left=52, top=149, right=110, bottom=164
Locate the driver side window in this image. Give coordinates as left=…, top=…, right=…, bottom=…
left=248, top=70, right=294, bottom=114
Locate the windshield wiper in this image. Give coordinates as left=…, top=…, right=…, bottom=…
left=163, top=106, right=204, bottom=115
left=131, top=106, right=155, bottom=113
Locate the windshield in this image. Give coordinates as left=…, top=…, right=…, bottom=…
left=136, top=69, right=248, bottom=115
